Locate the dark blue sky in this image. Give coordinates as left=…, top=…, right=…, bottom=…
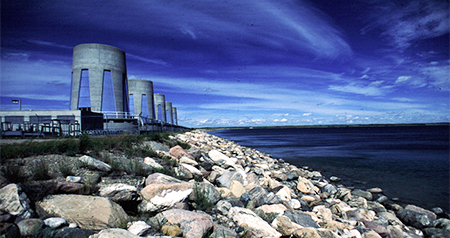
left=1, top=0, right=449, bottom=127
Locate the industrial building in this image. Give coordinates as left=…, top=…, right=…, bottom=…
left=0, top=43, right=187, bottom=137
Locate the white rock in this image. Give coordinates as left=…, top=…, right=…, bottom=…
left=208, top=150, right=237, bottom=166
left=143, top=157, right=164, bottom=170
left=179, top=156, right=198, bottom=166
left=276, top=186, right=291, bottom=201
left=287, top=199, right=301, bottom=209
left=180, top=163, right=202, bottom=176
left=78, top=155, right=111, bottom=172
left=99, top=183, right=137, bottom=195
left=256, top=204, right=287, bottom=215
left=228, top=207, right=281, bottom=237
left=44, top=217, right=67, bottom=228
left=66, top=176, right=82, bottom=183
left=128, top=221, right=152, bottom=236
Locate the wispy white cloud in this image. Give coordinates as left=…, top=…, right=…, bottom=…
left=26, top=40, right=72, bottom=49
left=127, top=53, right=171, bottom=67
left=395, top=76, right=411, bottom=83
left=328, top=82, right=388, bottom=96
left=362, top=0, right=449, bottom=51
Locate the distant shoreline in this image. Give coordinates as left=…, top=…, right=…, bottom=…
left=199, top=122, right=450, bottom=131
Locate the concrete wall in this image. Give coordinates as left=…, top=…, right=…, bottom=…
left=165, top=101, right=173, bottom=124
left=71, top=43, right=128, bottom=114
left=154, top=94, right=166, bottom=122
left=128, top=79, right=154, bottom=119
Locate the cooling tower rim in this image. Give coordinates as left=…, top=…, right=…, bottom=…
left=74, top=43, right=125, bottom=53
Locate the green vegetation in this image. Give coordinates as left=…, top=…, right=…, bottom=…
left=0, top=131, right=190, bottom=160
left=192, top=182, right=213, bottom=211
left=32, top=159, right=51, bottom=180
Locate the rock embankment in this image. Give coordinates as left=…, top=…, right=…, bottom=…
left=0, top=129, right=449, bottom=237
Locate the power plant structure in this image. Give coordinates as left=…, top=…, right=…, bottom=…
left=0, top=43, right=187, bottom=137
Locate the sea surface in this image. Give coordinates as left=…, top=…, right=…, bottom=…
left=209, top=125, right=450, bottom=212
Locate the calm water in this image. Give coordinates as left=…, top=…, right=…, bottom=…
left=209, top=125, right=450, bottom=212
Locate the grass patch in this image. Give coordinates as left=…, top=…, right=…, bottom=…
left=58, top=160, right=73, bottom=177
left=32, top=159, right=51, bottom=180
left=192, top=182, right=213, bottom=211
left=0, top=131, right=189, bottom=161
left=1, top=164, right=24, bottom=183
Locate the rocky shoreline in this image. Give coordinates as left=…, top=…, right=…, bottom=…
left=1, top=129, right=449, bottom=237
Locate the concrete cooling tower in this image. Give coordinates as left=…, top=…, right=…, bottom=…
left=128, top=79, right=155, bottom=120
left=154, top=94, right=166, bottom=122
left=71, top=43, right=129, bottom=116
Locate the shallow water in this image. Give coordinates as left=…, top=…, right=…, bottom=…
left=210, top=125, right=450, bottom=212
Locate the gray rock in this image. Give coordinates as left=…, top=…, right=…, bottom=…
left=397, top=208, right=433, bottom=229
left=0, top=183, right=33, bottom=219
left=216, top=200, right=232, bottom=215
left=352, top=189, right=373, bottom=201
left=189, top=182, right=221, bottom=206
left=248, top=186, right=268, bottom=207
left=17, top=218, right=43, bottom=237
left=44, top=217, right=67, bottom=228
left=347, top=208, right=376, bottom=221
left=99, top=183, right=138, bottom=202
left=0, top=223, right=20, bottom=238
left=216, top=171, right=244, bottom=188
left=78, top=155, right=111, bottom=172
left=405, top=204, right=437, bottom=220
left=431, top=207, right=444, bottom=216
left=36, top=194, right=129, bottom=230
left=433, top=218, right=450, bottom=230
left=284, top=210, right=320, bottom=228
left=323, top=184, right=338, bottom=196
left=423, top=227, right=450, bottom=238
left=144, top=141, right=170, bottom=152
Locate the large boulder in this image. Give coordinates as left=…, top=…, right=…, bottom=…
left=36, top=195, right=128, bottom=230
left=17, top=218, right=43, bottom=237
left=139, top=183, right=193, bottom=212
left=169, top=145, right=194, bottom=159
left=0, top=184, right=33, bottom=219
left=228, top=207, right=281, bottom=238
left=397, top=208, right=434, bottom=229
left=162, top=209, right=213, bottom=238
left=208, top=150, right=237, bottom=166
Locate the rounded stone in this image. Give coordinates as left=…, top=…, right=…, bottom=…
left=367, top=187, right=383, bottom=193
left=330, top=176, right=341, bottom=182
left=17, top=219, right=44, bottom=237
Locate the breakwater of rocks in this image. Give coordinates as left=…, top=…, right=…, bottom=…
left=0, top=129, right=449, bottom=237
